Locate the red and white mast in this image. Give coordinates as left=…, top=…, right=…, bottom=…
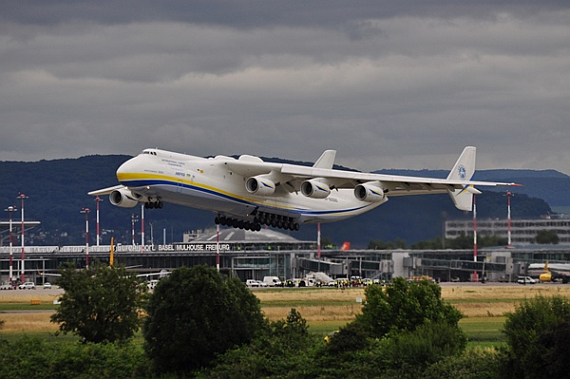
left=506, top=191, right=512, bottom=248
left=19, top=193, right=27, bottom=283
left=95, top=196, right=101, bottom=246
left=473, top=195, right=478, bottom=282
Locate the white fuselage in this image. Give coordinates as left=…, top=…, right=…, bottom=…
left=116, top=150, right=382, bottom=225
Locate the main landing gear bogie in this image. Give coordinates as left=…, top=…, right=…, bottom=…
left=215, top=212, right=300, bottom=232
left=144, top=200, right=163, bottom=209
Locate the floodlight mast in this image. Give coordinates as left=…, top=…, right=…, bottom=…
left=19, top=193, right=28, bottom=283
left=81, top=208, right=90, bottom=268
left=473, top=195, right=478, bottom=282
left=3, top=205, right=17, bottom=283
left=505, top=191, right=514, bottom=248
left=95, top=196, right=102, bottom=246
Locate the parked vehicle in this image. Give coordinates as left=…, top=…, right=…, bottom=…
left=43, top=282, right=52, bottom=289
left=517, top=276, right=536, bottom=285
left=246, top=279, right=260, bottom=287
left=0, top=282, right=14, bottom=290
left=262, top=276, right=283, bottom=287
left=18, top=282, right=36, bottom=290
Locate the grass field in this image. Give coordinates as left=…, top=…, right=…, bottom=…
left=2, top=284, right=570, bottom=344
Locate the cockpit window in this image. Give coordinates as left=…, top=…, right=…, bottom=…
left=142, top=150, right=158, bottom=156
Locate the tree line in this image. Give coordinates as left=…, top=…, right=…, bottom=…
left=1, top=264, right=569, bottom=379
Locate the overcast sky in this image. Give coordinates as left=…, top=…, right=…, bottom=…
left=1, top=1, right=569, bottom=175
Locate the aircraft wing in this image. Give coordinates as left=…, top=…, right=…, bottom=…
left=281, top=164, right=516, bottom=192
left=88, top=185, right=124, bottom=196
left=224, top=155, right=517, bottom=193
left=223, top=146, right=520, bottom=212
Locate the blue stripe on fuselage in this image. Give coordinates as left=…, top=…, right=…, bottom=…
left=120, top=178, right=369, bottom=217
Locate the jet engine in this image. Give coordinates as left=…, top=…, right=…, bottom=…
left=354, top=182, right=387, bottom=203
left=109, top=188, right=140, bottom=208
left=246, top=176, right=276, bottom=196
left=301, top=179, right=331, bottom=199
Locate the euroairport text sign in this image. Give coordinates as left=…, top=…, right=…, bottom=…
left=152, top=244, right=232, bottom=252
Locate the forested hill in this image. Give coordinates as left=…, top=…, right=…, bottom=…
left=0, top=155, right=563, bottom=247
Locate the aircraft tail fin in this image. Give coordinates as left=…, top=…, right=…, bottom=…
left=340, top=241, right=350, bottom=251
left=313, top=150, right=336, bottom=169
left=447, top=146, right=477, bottom=211
left=447, top=146, right=476, bottom=181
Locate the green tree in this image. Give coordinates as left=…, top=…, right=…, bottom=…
left=423, top=348, right=503, bottom=379
left=50, top=262, right=144, bottom=343
left=355, top=277, right=463, bottom=338
left=200, top=309, right=314, bottom=379
left=502, top=295, right=570, bottom=379
left=143, top=265, right=265, bottom=374
left=368, top=238, right=407, bottom=250
left=535, top=229, right=559, bottom=244
left=379, top=321, right=467, bottom=377
left=323, top=278, right=466, bottom=379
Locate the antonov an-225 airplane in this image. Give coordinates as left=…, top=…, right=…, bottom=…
left=89, top=146, right=519, bottom=232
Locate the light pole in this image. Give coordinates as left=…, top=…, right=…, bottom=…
left=95, top=196, right=102, bottom=246
left=505, top=191, right=514, bottom=248
left=80, top=208, right=90, bottom=268
left=149, top=222, right=154, bottom=248
left=131, top=213, right=138, bottom=246
left=473, top=194, right=478, bottom=282
left=18, top=193, right=28, bottom=283
left=140, top=203, right=145, bottom=252
left=3, top=205, right=17, bottom=283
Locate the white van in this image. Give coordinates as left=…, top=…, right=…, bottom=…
left=263, top=276, right=283, bottom=287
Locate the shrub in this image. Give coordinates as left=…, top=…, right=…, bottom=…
left=143, top=266, right=265, bottom=374
left=502, top=295, right=570, bottom=379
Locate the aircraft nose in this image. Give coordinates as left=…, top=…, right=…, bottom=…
left=116, top=157, right=139, bottom=181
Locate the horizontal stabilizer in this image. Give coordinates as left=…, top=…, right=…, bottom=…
left=448, top=187, right=473, bottom=211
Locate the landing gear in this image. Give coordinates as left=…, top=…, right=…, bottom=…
left=215, top=215, right=261, bottom=231
left=144, top=200, right=163, bottom=209
left=215, top=212, right=300, bottom=232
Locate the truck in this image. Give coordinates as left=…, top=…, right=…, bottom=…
left=262, top=276, right=283, bottom=287
left=0, top=282, right=14, bottom=290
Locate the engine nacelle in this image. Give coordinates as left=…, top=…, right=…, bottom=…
left=246, top=176, right=276, bottom=196
left=354, top=182, right=387, bottom=203
left=301, top=179, right=331, bottom=199
left=109, top=188, right=140, bottom=208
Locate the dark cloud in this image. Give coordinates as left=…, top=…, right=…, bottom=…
left=0, top=1, right=569, bottom=175
left=4, top=1, right=569, bottom=28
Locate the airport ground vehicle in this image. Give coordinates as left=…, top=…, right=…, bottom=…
left=263, top=276, right=283, bottom=287
left=18, top=282, right=36, bottom=289
left=517, top=276, right=536, bottom=285
left=0, top=282, right=14, bottom=290
left=246, top=279, right=260, bottom=287
left=43, top=282, right=52, bottom=289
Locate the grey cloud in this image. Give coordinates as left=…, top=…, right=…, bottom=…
left=1, top=2, right=569, bottom=175
left=4, top=1, right=570, bottom=28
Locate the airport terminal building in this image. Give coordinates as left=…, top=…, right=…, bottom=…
left=3, top=226, right=570, bottom=285
left=445, top=216, right=570, bottom=245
